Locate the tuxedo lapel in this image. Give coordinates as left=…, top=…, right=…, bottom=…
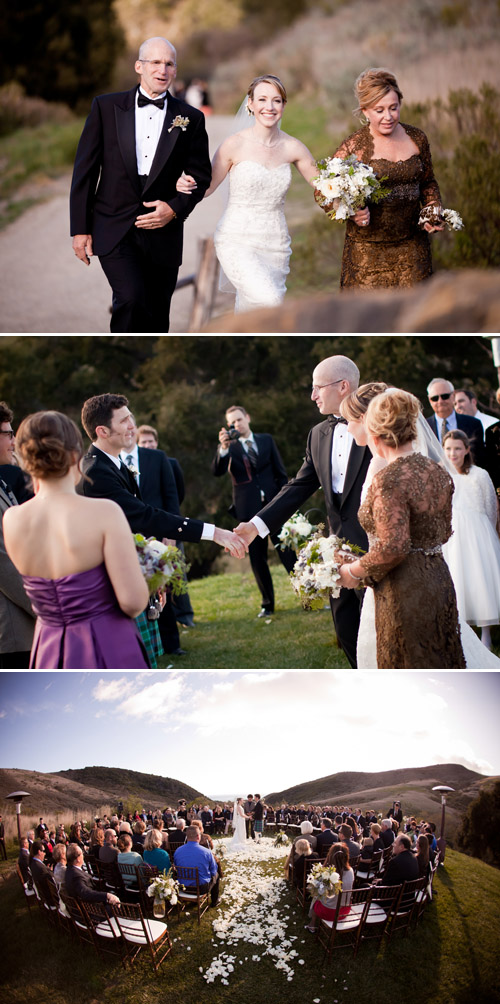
left=317, top=422, right=335, bottom=519
left=115, top=89, right=142, bottom=196
left=342, top=442, right=368, bottom=506
left=144, top=96, right=183, bottom=192
left=0, top=481, right=16, bottom=508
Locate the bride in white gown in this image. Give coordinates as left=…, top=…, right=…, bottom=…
left=339, top=383, right=500, bottom=669
left=176, top=74, right=319, bottom=313
left=228, top=798, right=248, bottom=851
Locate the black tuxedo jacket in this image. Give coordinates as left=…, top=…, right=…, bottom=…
left=30, top=857, right=57, bottom=902
left=70, top=88, right=211, bottom=264
left=137, top=446, right=180, bottom=513
left=485, top=420, right=500, bottom=488
left=256, top=418, right=371, bottom=550
left=79, top=446, right=203, bottom=542
left=0, top=465, right=33, bottom=504
left=167, top=456, right=185, bottom=504
left=212, top=433, right=289, bottom=522
left=426, top=412, right=485, bottom=467
left=317, top=829, right=338, bottom=855
left=64, top=864, right=108, bottom=903
left=383, top=850, right=420, bottom=886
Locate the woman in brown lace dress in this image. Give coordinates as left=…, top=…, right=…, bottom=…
left=337, top=390, right=466, bottom=669
left=324, top=68, right=444, bottom=289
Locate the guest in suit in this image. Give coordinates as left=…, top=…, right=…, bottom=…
left=0, top=402, right=35, bottom=668
left=316, top=819, right=339, bottom=856
left=70, top=36, right=211, bottom=332
left=137, top=423, right=195, bottom=627
left=29, top=840, right=58, bottom=904
left=18, top=837, right=31, bottom=883
left=121, top=422, right=187, bottom=655
left=387, top=801, right=403, bottom=828
left=454, top=388, right=498, bottom=434
left=426, top=378, right=485, bottom=466
left=79, top=393, right=246, bottom=560
left=213, top=406, right=296, bottom=616
left=380, top=833, right=420, bottom=887
left=235, top=356, right=371, bottom=666
left=64, top=843, right=119, bottom=909
left=380, top=819, right=396, bottom=848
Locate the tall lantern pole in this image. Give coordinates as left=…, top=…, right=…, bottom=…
left=431, top=785, right=455, bottom=863
left=5, top=791, right=31, bottom=843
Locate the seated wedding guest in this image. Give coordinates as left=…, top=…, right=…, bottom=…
left=200, top=806, right=214, bottom=834
left=69, top=822, right=85, bottom=849
left=380, top=819, right=396, bottom=848
left=339, top=823, right=362, bottom=859
left=117, top=834, right=144, bottom=885
left=2, top=410, right=150, bottom=669
left=425, top=832, right=437, bottom=866
left=143, top=828, right=171, bottom=872
left=168, top=818, right=187, bottom=855
left=346, top=816, right=362, bottom=841
left=360, top=836, right=374, bottom=860
left=18, top=837, right=32, bottom=885
left=294, top=819, right=318, bottom=851
left=64, top=843, right=120, bottom=909
left=88, top=826, right=105, bottom=858
left=213, top=805, right=225, bottom=834
left=174, top=825, right=219, bottom=906
left=132, top=818, right=146, bottom=852
left=379, top=834, right=420, bottom=899
left=317, top=818, right=339, bottom=856
left=52, top=843, right=67, bottom=891
left=370, top=823, right=385, bottom=853
left=415, top=833, right=430, bottom=878
left=55, top=826, right=68, bottom=845
left=305, top=845, right=354, bottom=933
left=190, top=818, right=214, bottom=850
left=289, top=838, right=319, bottom=887
left=99, top=829, right=119, bottom=864
left=29, top=840, right=58, bottom=903
left=443, top=428, right=500, bottom=651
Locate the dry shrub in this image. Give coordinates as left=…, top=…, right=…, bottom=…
left=0, top=82, right=73, bottom=138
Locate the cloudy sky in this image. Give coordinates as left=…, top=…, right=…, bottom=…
left=0, top=671, right=498, bottom=797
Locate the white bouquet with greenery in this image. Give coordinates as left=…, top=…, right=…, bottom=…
left=290, top=531, right=362, bottom=610
left=418, top=204, right=464, bottom=230
left=314, top=154, right=389, bottom=222
left=274, top=830, right=290, bottom=847
left=307, top=863, right=342, bottom=905
left=146, top=868, right=181, bottom=906
left=133, top=533, right=189, bottom=596
left=277, top=511, right=317, bottom=554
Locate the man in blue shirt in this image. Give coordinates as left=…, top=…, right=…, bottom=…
left=174, top=826, right=219, bottom=905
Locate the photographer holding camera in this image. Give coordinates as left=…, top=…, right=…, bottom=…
left=212, top=406, right=296, bottom=617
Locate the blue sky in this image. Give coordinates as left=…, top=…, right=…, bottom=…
left=0, top=671, right=498, bottom=797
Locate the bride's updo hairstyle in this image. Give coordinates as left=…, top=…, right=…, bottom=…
left=15, top=410, right=83, bottom=480
left=340, top=381, right=389, bottom=422
left=354, top=67, right=403, bottom=118
left=365, top=389, right=421, bottom=448
left=247, top=74, right=287, bottom=107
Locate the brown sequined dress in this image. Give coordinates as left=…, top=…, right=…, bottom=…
left=358, top=453, right=465, bottom=669
left=333, top=124, right=441, bottom=289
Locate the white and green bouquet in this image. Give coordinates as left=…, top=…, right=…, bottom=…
left=277, top=511, right=317, bottom=554
left=314, top=154, right=389, bottom=222
left=146, top=868, right=181, bottom=906
left=418, top=204, right=464, bottom=231
left=274, top=830, right=290, bottom=847
left=307, top=863, right=342, bottom=905
left=133, top=533, right=189, bottom=596
left=290, top=531, right=362, bottom=610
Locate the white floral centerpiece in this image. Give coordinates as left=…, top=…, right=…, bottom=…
left=307, top=862, right=342, bottom=905
left=418, top=205, right=464, bottom=230
left=290, top=530, right=363, bottom=610
left=274, top=830, right=290, bottom=847
left=133, top=533, right=189, bottom=595
left=314, top=154, right=389, bottom=222
left=277, top=511, right=317, bottom=554
left=147, top=868, right=181, bottom=916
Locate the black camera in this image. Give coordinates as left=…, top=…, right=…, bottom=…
left=227, top=423, right=241, bottom=440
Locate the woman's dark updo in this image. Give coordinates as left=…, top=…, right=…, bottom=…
left=16, top=411, right=83, bottom=479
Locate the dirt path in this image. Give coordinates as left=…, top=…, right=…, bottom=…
left=0, top=116, right=234, bottom=333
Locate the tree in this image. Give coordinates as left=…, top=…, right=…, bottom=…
left=1, top=0, right=124, bottom=108
left=457, top=780, right=500, bottom=868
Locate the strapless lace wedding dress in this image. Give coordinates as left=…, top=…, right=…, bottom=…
left=214, top=160, right=292, bottom=313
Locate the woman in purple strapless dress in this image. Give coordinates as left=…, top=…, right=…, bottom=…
left=3, top=411, right=149, bottom=669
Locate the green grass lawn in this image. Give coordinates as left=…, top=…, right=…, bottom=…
left=158, top=563, right=349, bottom=669
left=1, top=845, right=499, bottom=1004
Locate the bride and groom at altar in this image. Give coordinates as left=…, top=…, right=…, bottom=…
left=70, top=35, right=447, bottom=333
left=229, top=797, right=264, bottom=851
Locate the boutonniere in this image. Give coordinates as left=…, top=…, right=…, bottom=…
left=168, top=115, right=190, bottom=133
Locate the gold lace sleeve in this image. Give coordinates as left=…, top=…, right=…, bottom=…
left=358, top=472, right=413, bottom=583
left=409, top=126, right=442, bottom=208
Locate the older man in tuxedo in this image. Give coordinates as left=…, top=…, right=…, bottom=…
left=70, top=36, right=211, bottom=332
left=426, top=378, right=485, bottom=466
left=235, top=355, right=371, bottom=667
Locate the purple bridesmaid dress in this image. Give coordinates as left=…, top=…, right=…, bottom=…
left=22, top=563, right=150, bottom=669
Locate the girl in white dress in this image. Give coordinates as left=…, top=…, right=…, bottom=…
left=176, top=75, right=319, bottom=312
left=228, top=798, right=248, bottom=851
left=443, top=430, right=500, bottom=650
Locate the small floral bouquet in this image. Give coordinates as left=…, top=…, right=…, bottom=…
left=290, top=531, right=363, bottom=610
left=133, top=533, right=189, bottom=595
left=277, top=511, right=317, bottom=554
left=314, top=154, right=389, bottom=222
left=146, top=868, right=181, bottom=906
left=274, top=830, right=290, bottom=847
left=418, top=204, right=464, bottom=230
left=307, top=863, right=342, bottom=905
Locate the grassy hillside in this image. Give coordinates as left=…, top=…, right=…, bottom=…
left=266, top=763, right=484, bottom=803
left=1, top=845, right=499, bottom=1003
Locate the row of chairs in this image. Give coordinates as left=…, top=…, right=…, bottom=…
left=85, top=857, right=211, bottom=926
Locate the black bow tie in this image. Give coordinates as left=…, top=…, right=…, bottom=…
left=137, top=93, right=165, bottom=110
left=328, top=415, right=347, bottom=427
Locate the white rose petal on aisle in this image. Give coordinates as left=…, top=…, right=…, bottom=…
left=201, top=837, right=300, bottom=985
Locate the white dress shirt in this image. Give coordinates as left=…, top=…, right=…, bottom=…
left=331, top=420, right=354, bottom=494
left=436, top=410, right=458, bottom=443
left=135, top=87, right=167, bottom=175
left=475, top=409, right=497, bottom=432
left=219, top=432, right=258, bottom=459
left=120, top=444, right=140, bottom=484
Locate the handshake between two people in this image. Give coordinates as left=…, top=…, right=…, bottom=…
left=213, top=521, right=260, bottom=559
